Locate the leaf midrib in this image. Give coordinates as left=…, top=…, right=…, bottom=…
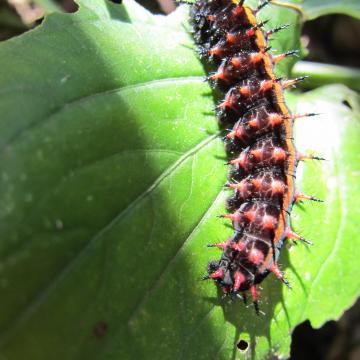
left=2, top=76, right=204, bottom=151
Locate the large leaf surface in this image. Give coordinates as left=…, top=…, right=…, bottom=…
left=0, top=1, right=359, bottom=359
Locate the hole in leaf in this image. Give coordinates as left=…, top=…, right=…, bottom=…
left=237, top=339, right=248, bottom=351
left=342, top=100, right=353, bottom=110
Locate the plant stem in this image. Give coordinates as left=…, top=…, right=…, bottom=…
left=292, top=61, right=360, bottom=92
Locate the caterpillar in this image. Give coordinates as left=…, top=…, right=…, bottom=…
left=189, top=0, right=322, bottom=314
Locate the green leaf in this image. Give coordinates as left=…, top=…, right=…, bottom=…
left=0, top=1, right=358, bottom=360
left=302, top=0, right=360, bottom=20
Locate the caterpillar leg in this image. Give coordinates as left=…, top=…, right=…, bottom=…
left=250, top=285, right=260, bottom=315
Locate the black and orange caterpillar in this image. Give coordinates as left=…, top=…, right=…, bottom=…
left=189, top=0, right=322, bottom=313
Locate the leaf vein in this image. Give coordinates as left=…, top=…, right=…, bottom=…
left=2, top=76, right=204, bottom=150
left=0, top=133, right=220, bottom=345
